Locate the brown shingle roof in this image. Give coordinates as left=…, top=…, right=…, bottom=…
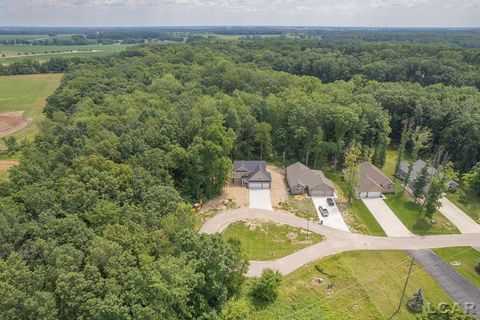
left=286, top=162, right=334, bottom=192
left=358, top=161, right=394, bottom=193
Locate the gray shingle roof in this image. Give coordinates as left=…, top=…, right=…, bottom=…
left=233, top=160, right=272, bottom=182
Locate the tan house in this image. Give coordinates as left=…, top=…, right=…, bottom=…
left=357, top=161, right=395, bottom=198
left=286, top=162, right=335, bottom=196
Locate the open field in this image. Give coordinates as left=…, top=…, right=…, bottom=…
left=0, top=34, right=75, bottom=41
left=0, top=73, right=63, bottom=143
left=244, top=250, right=454, bottom=319
left=0, top=44, right=129, bottom=64
left=223, top=220, right=323, bottom=261
left=433, top=247, right=480, bottom=288
left=324, top=168, right=386, bottom=236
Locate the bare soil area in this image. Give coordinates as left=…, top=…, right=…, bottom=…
left=268, top=165, right=289, bottom=206
left=0, top=111, right=32, bottom=138
left=202, top=182, right=249, bottom=212
left=0, top=160, right=19, bottom=170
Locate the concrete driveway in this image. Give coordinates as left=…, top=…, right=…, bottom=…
left=362, top=198, right=412, bottom=237
left=439, top=198, right=480, bottom=234
left=249, top=189, right=273, bottom=211
left=312, top=196, right=350, bottom=232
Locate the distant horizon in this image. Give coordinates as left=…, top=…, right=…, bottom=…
left=1, top=26, right=479, bottom=30
left=1, top=0, right=479, bottom=28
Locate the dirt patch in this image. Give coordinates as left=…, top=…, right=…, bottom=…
left=202, top=182, right=249, bottom=212
left=0, top=160, right=19, bottom=170
left=0, top=111, right=32, bottom=138
left=268, top=165, right=288, bottom=206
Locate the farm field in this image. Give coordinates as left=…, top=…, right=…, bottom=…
left=243, top=251, right=454, bottom=319
left=0, top=73, right=62, bottom=142
left=0, top=44, right=129, bottom=64
left=223, top=220, right=323, bottom=261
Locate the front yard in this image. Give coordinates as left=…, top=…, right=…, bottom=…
left=447, top=188, right=480, bottom=223
left=324, top=168, right=386, bottom=236
left=277, top=195, right=317, bottom=220
left=384, top=189, right=459, bottom=235
left=433, top=247, right=480, bottom=288
left=223, top=220, right=323, bottom=261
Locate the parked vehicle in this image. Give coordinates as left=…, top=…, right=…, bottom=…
left=318, top=205, right=329, bottom=217
left=326, top=198, right=335, bottom=206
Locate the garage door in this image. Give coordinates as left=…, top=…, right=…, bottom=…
left=361, top=191, right=381, bottom=198
left=310, top=190, right=334, bottom=197
left=248, top=182, right=270, bottom=189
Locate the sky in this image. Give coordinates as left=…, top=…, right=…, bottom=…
left=0, top=0, right=479, bottom=27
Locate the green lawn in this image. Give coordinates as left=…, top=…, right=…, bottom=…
left=223, top=221, right=323, bottom=261
left=324, top=168, right=386, bottom=236
left=447, top=188, right=480, bottom=223
left=0, top=44, right=129, bottom=64
left=244, top=251, right=454, bottom=319
left=385, top=189, right=459, bottom=235
left=278, top=195, right=317, bottom=220
left=433, top=247, right=480, bottom=288
left=0, top=73, right=63, bottom=144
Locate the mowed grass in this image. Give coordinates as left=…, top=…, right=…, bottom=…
left=382, top=148, right=459, bottom=235
left=245, top=251, right=453, bottom=320
left=324, top=168, right=386, bottom=236
left=0, top=44, right=129, bottom=64
left=0, top=73, right=62, bottom=143
left=223, top=221, right=323, bottom=261
left=385, top=187, right=459, bottom=235
left=447, top=188, right=480, bottom=223
left=433, top=247, right=480, bottom=288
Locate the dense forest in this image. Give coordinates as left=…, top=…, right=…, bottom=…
left=1, top=34, right=480, bottom=318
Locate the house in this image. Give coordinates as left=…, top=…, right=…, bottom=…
left=233, top=160, right=272, bottom=189
left=357, top=161, right=395, bottom=198
left=397, top=159, right=458, bottom=192
left=285, top=162, right=335, bottom=196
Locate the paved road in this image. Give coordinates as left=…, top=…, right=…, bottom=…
left=439, top=198, right=480, bottom=234
left=249, top=189, right=273, bottom=211
left=408, top=250, right=480, bottom=319
left=200, top=208, right=480, bottom=277
left=362, top=198, right=412, bottom=237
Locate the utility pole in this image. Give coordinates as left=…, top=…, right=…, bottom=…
left=392, top=256, right=415, bottom=318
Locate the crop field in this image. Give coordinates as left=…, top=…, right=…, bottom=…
left=0, top=43, right=129, bottom=64
left=0, top=73, right=63, bottom=142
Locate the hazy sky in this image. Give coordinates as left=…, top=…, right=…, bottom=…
left=0, top=0, right=479, bottom=27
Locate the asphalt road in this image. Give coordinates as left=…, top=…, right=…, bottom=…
left=408, top=249, right=480, bottom=319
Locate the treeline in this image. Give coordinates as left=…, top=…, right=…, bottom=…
left=190, top=38, right=480, bottom=88
left=0, top=57, right=70, bottom=75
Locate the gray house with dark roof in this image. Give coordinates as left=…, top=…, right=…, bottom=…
left=285, top=162, right=335, bottom=196
left=233, top=160, right=272, bottom=189
left=397, top=159, right=458, bottom=192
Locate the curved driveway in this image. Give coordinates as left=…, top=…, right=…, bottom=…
left=200, top=208, right=480, bottom=277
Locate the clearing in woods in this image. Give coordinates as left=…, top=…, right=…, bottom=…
left=0, top=73, right=63, bottom=143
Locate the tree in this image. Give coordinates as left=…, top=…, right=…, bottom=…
left=254, top=122, right=272, bottom=160
left=2, top=136, right=17, bottom=155
left=463, top=162, right=480, bottom=196
left=251, top=269, right=282, bottom=304
left=413, top=165, right=429, bottom=202
left=343, top=141, right=362, bottom=204
left=421, top=162, right=456, bottom=219
left=394, top=120, right=412, bottom=181
left=404, top=126, right=432, bottom=192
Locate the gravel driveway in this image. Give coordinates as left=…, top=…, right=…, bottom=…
left=362, top=198, right=412, bottom=237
